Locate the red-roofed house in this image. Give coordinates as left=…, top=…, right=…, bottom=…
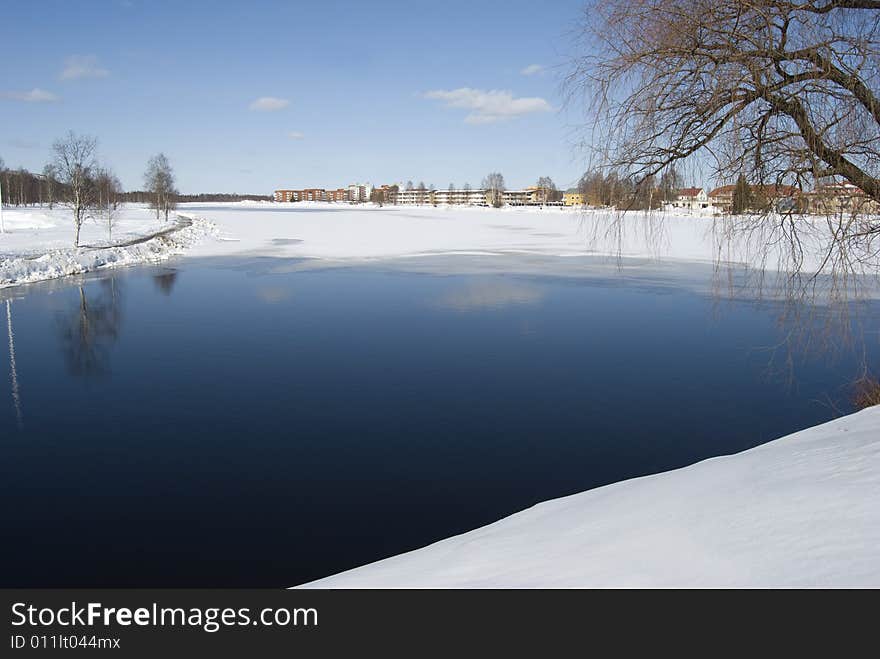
left=664, top=187, right=711, bottom=213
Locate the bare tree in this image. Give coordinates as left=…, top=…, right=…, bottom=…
left=567, top=0, right=880, bottom=263
left=42, top=164, right=58, bottom=210
left=417, top=181, right=427, bottom=205
left=658, top=165, right=683, bottom=203
left=95, top=167, right=123, bottom=242
left=144, top=153, right=177, bottom=221
left=536, top=176, right=557, bottom=205
left=52, top=132, right=99, bottom=247
left=482, top=172, right=505, bottom=207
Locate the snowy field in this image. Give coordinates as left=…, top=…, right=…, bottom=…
left=302, top=405, right=880, bottom=588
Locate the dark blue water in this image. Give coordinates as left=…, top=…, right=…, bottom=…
left=2, top=257, right=878, bottom=586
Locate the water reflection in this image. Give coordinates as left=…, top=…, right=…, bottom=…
left=58, top=279, right=124, bottom=377
left=152, top=270, right=178, bottom=296
left=6, top=300, right=22, bottom=429
left=433, top=279, right=544, bottom=312
left=256, top=286, right=293, bottom=304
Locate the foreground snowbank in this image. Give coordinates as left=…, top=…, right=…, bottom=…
left=301, top=406, right=880, bottom=588
left=0, top=206, right=214, bottom=288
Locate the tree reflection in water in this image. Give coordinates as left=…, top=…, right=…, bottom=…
left=152, top=270, right=178, bottom=296
left=59, top=278, right=123, bottom=377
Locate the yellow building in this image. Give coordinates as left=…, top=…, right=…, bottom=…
left=563, top=192, right=586, bottom=206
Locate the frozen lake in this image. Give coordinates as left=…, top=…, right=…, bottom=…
left=2, top=252, right=879, bottom=586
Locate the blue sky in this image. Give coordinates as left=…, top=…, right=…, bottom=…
left=0, top=0, right=590, bottom=194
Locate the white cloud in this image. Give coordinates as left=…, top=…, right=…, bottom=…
left=520, top=64, right=545, bottom=76
left=60, top=55, right=109, bottom=80
left=423, top=88, right=552, bottom=124
left=249, top=96, right=290, bottom=111
left=2, top=88, right=59, bottom=103
left=287, top=131, right=305, bottom=139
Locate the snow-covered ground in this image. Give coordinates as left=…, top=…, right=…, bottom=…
left=0, top=204, right=214, bottom=288
left=2, top=200, right=873, bottom=288
left=301, top=405, right=880, bottom=588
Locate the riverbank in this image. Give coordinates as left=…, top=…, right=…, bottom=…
left=0, top=205, right=215, bottom=288
left=301, top=405, right=880, bottom=588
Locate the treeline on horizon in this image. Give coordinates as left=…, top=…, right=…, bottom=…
left=0, top=166, right=270, bottom=206
left=575, top=167, right=683, bottom=210
left=121, top=191, right=271, bottom=203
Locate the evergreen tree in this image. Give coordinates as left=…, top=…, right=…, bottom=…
left=732, top=174, right=752, bottom=214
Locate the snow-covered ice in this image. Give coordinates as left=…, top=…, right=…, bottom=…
left=183, top=201, right=865, bottom=275
left=301, top=405, right=880, bottom=588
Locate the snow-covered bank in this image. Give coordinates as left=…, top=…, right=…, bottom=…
left=180, top=202, right=874, bottom=277
left=0, top=205, right=214, bottom=288
left=301, top=406, right=880, bottom=588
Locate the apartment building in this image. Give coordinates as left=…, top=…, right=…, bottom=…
left=563, top=192, right=586, bottom=206
left=347, top=183, right=373, bottom=203
left=396, top=188, right=488, bottom=205
left=274, top=187, right=353, bottom=202
left=274, top=189, right=298, bottom=202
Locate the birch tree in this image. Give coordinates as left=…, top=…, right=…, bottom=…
left=95, top=167, right=123, bottom=241
left=567, top=0, right=880, bottom=269
left=52, top=132, right=98, bottom=247
left=144, top=153, right=177, bottom=221
left=536, top=176, right=556, bottom=205
left=482, top=172, right=505, bottom=207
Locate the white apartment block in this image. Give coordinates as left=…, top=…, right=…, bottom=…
left=396, top=188, right=488, bottom=205
left=348, top=183, right=373, bottom=202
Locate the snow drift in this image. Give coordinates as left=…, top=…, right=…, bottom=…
left=301, top=406, right=880, bottom=588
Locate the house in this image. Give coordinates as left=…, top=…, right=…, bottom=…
left=708, top=184, right=800, bottom=213
left=663, top=187, right=711, bottom=213
left=805, top=182, right=880, bottom=215
left=707, top=185, right=736, bottom=212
